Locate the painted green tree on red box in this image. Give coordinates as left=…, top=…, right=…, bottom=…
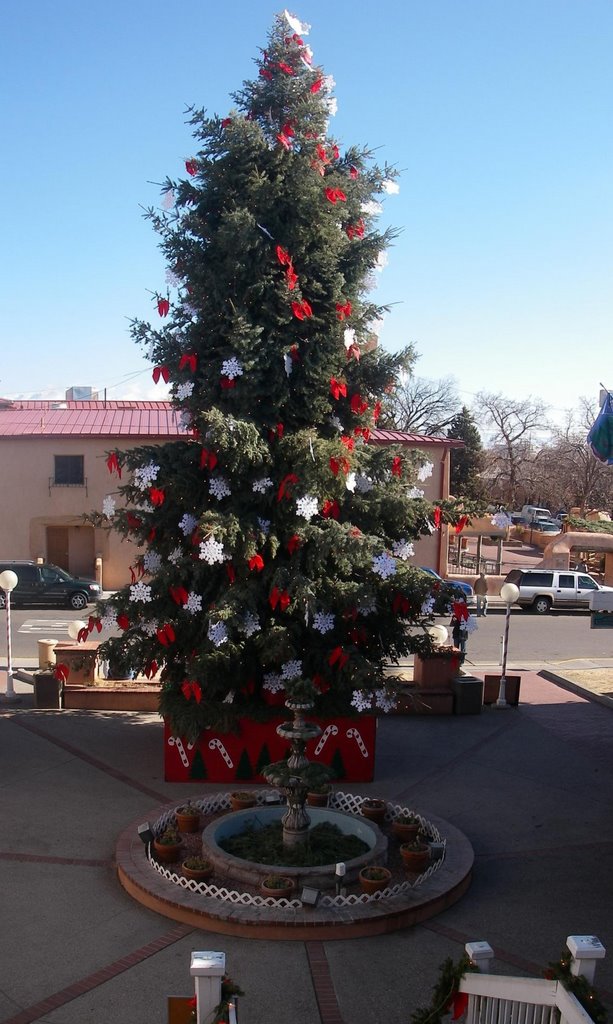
left=96, top=12, right=465, bottom=740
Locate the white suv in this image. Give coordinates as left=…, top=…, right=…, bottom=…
left=504, top=568, right=613, bottom=614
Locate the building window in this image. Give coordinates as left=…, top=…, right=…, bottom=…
left=54, top=455, right=85, bottom=486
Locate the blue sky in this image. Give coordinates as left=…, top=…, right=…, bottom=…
left=1, top=1, right=611, bottom=423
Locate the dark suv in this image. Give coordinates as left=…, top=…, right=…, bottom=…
left=0, top=561, right=101, bottom=611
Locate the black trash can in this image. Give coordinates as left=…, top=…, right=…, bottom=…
left=453, top=675, right=484, bottom=715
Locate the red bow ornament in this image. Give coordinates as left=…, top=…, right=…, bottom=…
left=117, top=614, right=130, bottom=631
left=268, top=422, right=284, bottom=442
left=199, top=447, right=218, bottom=471
left=373, top=401, right=382, bottom=422
left=329, top=646, right=349, bottom=670
left=169, top=585, right=189, bottom=606
left=391, top=456, right=403, bottom=477
left=336, top=300, right=352, bottom=321
left=149, top=487, right=165, bottom=506
left=106, top=452, right=122, bottom=478
left=291, top=298, right=312, bottom=320
left=325, top=187, right=346, bottom=204
left=157, top=297, right=170, bottom=318
left=322, top=499, right=340, bottom=520
left=269, top=586, right=291, bottom=611
left=452, top=601, right=470, bottom=622
left=350, top=393, right=369, bottom=415
left=340, top=435, right=355, bottom=451
left=126, top=512, right=142, bottom=531
left=156, top=623, right=176, bottom=646
left=330, top=378, right=347, bottom=400
left=220, top=376, right=235, bottom=389
left=278, top=61, right=294, bottom=75
left=185, top=159, right=198, bottom=176
left=152, top=365, right=170, bottom=384
left=277, top=473, right=298, bottom=502
left=249, top=554, right=264, bottom=572
left=310, top=77, right=323, bottom=93
left=54, top=663, right=70, bottom=683
left=88, top=616, right=102, bottom=634
left=392, top=592, right=410, bottom=616
left=77, top=626, right=89, bottom=643
left=277, top=132, right=292, bottom=151
left=225, top=563, right=236, bottom=584
left=287, top=534, right=301, bottom=554
left=178, top=352, right=197, bottom=373
left=181, top=681, right=202, bottom=703
left=455, top=516, right=469, bottom=534
left=433, top=506, right=442, bottom=529
left=276, top=245, right=291, bottom=266
left=144, top=660, right=158, bottom=680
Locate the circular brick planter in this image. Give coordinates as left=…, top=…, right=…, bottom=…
left=116, top=793, right=474, bottom=940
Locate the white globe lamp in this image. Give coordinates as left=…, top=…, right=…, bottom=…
left=0, top=569, right=20, bottom=703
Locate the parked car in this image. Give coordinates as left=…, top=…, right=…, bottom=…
left=521, top=505, right=552, bottom=521
left=0, top=560, right=101, bottom=610
left=504, top=568, right=613, bottom=614
left=419, top=567, right=475, bottom=608
left=528, top=520, right=561, bottom=533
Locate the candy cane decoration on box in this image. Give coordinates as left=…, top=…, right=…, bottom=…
left=208, top=737, right=234, bottom=769
left=167, top=735, right=195, bottom=768
left=314, top=723, right=338, bottom=755
left=346, top=726, right=369, bottom=758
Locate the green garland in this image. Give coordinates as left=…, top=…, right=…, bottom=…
left=411, top=948, right=608, bottom=1024
left=410, top=955, right=476, bottom=1024
left=545, top=950, right=607, bottom=1024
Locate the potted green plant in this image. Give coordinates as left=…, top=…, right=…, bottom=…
left=360, top=797, right=387, bottom=825
left=181, top=856, right=213, bottom=881
left=259, top=874, right=295, bottom=899
left=152, top=826, right=183, bottom=864
left=400, top=833, right=431, bottom=872
left=229, top=791, right=257, bottom=811
left=358, top=865, right=392, bottom=895
left=392, top=813, right=421, bottom=842
left=306, top=783, right=331, bottom=807
left=175, top=801, right=201, bottom=832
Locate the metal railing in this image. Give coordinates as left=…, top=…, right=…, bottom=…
left=48, top=476, right=88, bottom=496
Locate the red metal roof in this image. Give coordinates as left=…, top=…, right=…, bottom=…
left=0, top=401, right=186, bottom=438
left=0, top=400, right=462, bottom=446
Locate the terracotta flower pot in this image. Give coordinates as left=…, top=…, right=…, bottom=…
left=400, top=843, right=430, bottom=872
left=230, top=793, right=257, bottom=811
left=307, top=790, right=330, bottom=807
left=153, top=838, right=183, bottom=864
left=358, top=867, right=392, bottom=894
left=392, top=820, right=420, bottom=842
left=182, top=860, right=213, bottom=882
left=260, top=877, right=295, bottom=900
left=360, top=799, right=387, bottom=825
left=175, top=807, right=201, bottom=832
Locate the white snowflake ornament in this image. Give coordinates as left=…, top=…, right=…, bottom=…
left=176, top=381, right=194, bottom=401
left=199, top=537, right=226, bottom=564
left=372, top=553, right=397, bottom=579
left=208, top=621, right=228, bottom=646
left=129, top=582, right=152, bottom=603
left=281, top=659, right=302, bottom=681
left=134, top=462, right=160, bottom=489
left=263, top=672, right=284, bottom=694
left=102, top=495, right=116, bottom=518
left=252, top=477, right=273, bottom=494
left=179, top=514, right=198, bottom=536
left=351, top=690, right=371, bottom=712
left=296, top=495, right=319, bottom=520
left=240, top=612, right=260, bottom=637
left=221, top=357, right=243, bottom=380
left=185, top=592, right=203, bottom=614
left=313, top=612, right=335, bottom=634
left=392, top=539, right=415, bottom=560
left=209, top=477, right=231, bottom=500
left=417, top=461, right=434, bottom=482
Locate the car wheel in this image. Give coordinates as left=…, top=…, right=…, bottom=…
left=69, top=592, right=88, bottom=611
left=533, top=596, right=552, bottom=615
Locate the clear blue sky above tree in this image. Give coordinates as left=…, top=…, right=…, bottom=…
left=1, top=1, right=611, bottom=419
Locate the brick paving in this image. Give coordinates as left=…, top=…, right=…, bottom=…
left=0, top=669, right=612, bottom=1023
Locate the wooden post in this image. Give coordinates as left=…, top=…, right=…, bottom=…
left=465, top=940, right=494, bottom=973
left=566, top=936, right=606, bottom=984
left=190, top=951, right=225, bottom=1024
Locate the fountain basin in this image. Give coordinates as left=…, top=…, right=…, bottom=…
left=202, top=806, right=387, bottom=889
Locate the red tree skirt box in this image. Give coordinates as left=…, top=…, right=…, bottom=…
left=164, top=715, right=377, bottom=783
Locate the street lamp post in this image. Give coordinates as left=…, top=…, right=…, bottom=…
left=495, top=582, right=520, bottom=708
left=0, top=570, right=20, bottom=704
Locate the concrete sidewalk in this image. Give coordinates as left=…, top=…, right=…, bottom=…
left=0, top=667, right=612, bottom=1024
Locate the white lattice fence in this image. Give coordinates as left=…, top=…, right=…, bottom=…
left=148, top=791, right=446, bottom=906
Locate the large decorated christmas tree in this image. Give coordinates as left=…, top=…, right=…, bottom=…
left=94, top=11, right=466, bottom=741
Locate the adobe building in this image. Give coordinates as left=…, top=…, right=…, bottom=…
left=0, top=393, right=461, bottom=589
